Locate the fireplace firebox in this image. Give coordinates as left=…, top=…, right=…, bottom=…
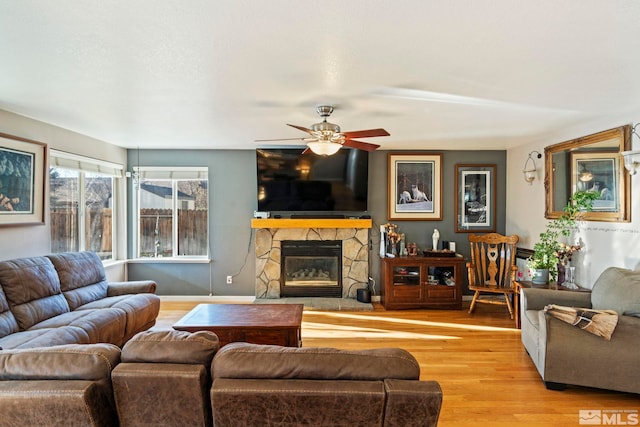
left=281, top=240, right=342, bottom=297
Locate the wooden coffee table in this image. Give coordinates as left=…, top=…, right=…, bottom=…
left=173, top=304, right=303, bottom=347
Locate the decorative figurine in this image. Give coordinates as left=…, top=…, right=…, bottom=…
left=432, top=229, right=440, bottom=251
left=407, top=243, right=418, bottom=256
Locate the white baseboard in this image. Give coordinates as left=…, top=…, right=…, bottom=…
left=159, top=295, right=255, bottom=303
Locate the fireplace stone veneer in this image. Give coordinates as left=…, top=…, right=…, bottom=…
left=255, top=226, right=369, bottom=299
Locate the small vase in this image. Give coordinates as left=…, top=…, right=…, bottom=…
left=399, top=234, right=407, bottom=256
left=563, top=266, right=578, bottom=289
left=557, top=263, right=566, bottom=285
left=531, top=268, right=549, bottom=285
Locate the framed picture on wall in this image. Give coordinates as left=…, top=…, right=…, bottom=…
left=387, top=153, right=442, bottom=220
left=570, top=151, right=620, bottom=212
left=454, top=164, right=496, bottom=233
left=0, top=133, right=47, bottom=226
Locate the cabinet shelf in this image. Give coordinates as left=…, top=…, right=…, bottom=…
left=380, top=255, right=464, bottom=310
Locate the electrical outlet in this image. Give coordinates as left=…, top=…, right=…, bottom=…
left=226, top=275, right=233, bottom=284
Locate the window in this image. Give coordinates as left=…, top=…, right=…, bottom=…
left=134, top=167, right=208, bottom=258
left=49, top=151, right=123, bottom=260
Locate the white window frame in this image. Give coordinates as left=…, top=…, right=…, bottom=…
left=49, top=150, right=124, bottom=260
left=133, top=166, right=209, bottom=259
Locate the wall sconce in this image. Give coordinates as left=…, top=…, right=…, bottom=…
left=523, top=151, right=542, bottom=184
left=621, top=150, right=640, bottom=175
left=621, top=123, right=640, bottom=175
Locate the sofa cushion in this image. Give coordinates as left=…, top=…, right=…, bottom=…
left=47, top=252, right=109, bottom=310
left=29, top=308, right=126, bottom=346
left=213, top=342, right=420, bottom=380
left=591, top=267, right=640, bottom=315
left=0, top=326, right=91, bottom=350
left=0, top=343, right=120, bottom=380
left=122, top=329, right=219, bottom=365
left=0, top=285, right=19, bottom=338
left=0, top=256, right=70, bottom=330
left=76, top=293, right=161, bottom=342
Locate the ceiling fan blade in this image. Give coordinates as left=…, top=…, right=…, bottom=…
left=302, top=147, right=312, bottom=155
left=287, top=124, right=316, bottom=135
left=342, top=139, right=380, bottom=152
left=254, top=137, right=308, bottom=142
left=342, top=128, right=390, bottom=139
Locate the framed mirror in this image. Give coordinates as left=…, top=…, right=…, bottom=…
left=544, top=124, right=631, bottom=222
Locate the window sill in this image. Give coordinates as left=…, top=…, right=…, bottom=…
left=128, top=257, right=212, bottom=264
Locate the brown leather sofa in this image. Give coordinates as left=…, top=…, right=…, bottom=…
left=0, top=343, right=122, bottom=426
left=211, top=342, right=443, bottom=427
left=0, top=251, right=160, bottom=349
left=111, top=330, right=442, bottom=427
left=0, top=329, right=442, bottom=426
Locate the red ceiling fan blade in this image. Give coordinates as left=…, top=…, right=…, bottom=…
left=342, top=128, right=390, bottom=139
left=301, top=147, right=312, bottom=155
left=342, top=139, right=380, bottom=152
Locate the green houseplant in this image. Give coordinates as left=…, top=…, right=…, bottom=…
left=527, top=190, right=599, bottom=283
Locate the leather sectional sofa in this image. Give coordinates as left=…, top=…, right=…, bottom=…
left=0, top=251, right=441, bottom=425
left=0, top=329, right=443, bottom=426
left=0, top=251, right=160, bottom=349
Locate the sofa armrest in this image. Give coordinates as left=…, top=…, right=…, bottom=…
left=122, top=329, right=219, bottom=365
left=107, top=280, right=157, bottom=296
left=521, top=288, right=592, bottom=312
left=0, top=343, right=120, bottom=380
left=0, top=343, right=121, bottom=426
left=383, top=379, right=442, bottom=427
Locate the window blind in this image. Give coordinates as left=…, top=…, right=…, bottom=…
left=133, top=167, right=208, bottom=180
left=50, top=150, right=124, bottom=178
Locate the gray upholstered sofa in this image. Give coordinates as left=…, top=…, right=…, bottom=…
left=0, top=251, right=160, bottom=349
left=520, top=266, right=640, bottom=394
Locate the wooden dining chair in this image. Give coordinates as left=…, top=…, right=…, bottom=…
left=466, top=233, right=519, bottom=318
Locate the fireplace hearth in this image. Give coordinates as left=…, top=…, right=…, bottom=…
left=281, top=240, right=342, bottom=298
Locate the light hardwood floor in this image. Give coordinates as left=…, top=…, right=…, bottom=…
left=157, top=300, right=639, bottom=427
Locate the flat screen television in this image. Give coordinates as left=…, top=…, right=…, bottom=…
left=256, top=148, right=369, bottom=214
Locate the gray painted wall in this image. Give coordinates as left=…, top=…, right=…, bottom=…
left=126, top=149, right=507, bottom=296
left=0, top=110, right=128, bottom=264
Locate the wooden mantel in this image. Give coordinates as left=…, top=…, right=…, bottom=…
left=251, top=218, right=372, bottom=229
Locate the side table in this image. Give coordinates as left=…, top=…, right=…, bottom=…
left=513, top=281, right=590, bottom=329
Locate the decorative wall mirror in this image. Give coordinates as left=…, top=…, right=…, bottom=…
left=544, top=124, right=631, bottom=222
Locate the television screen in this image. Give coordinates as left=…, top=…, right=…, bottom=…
left=256, top=148, right=369, bottom=213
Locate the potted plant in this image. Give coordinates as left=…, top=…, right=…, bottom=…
left=527, top=190, right=599, bottom=284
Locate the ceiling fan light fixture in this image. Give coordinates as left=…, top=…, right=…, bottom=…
left=307, top=141, right=342, bottom=156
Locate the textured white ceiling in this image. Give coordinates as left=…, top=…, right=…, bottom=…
left=2, top=1, right=640, bottom=150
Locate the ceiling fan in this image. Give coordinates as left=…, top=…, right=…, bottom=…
left=255, top=105, right=390, bottom=155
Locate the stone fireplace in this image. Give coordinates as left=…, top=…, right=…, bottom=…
left=253, top=219, right=371, bottom=299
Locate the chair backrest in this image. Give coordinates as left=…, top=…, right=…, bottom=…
left=468, top=233, right=519, bottom=289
